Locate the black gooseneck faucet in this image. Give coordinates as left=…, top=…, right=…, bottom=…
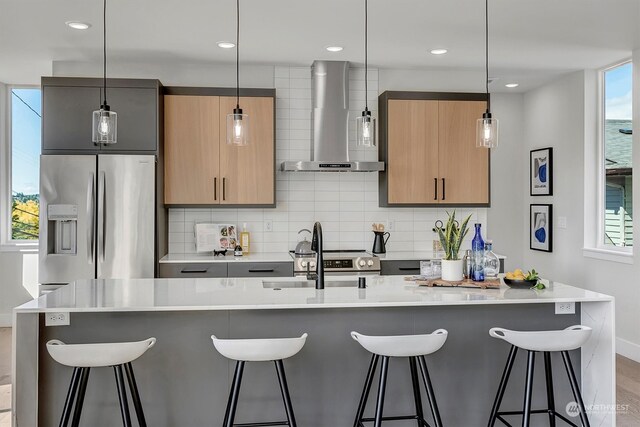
left=310, top=222, right=324, bottom=290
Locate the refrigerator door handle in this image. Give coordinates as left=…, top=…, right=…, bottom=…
left=98, top=171, right=106, bottom=263
left=87, top=174, right=95, bottom=264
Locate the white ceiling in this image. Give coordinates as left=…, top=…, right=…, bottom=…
left=1, top=0, right=639, bottom=89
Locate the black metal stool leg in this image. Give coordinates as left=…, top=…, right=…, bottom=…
left=70, top=367, right=90, bottom=427
left=275, top=360, right=297, bottom=427
left=522, top=351, right=536, bottom=427
left=114, top=364, right=133, bottom=427
left=373, top=356, right=390, bottom=427
left=354, top=354, right=379, bottom=427
left=561, top=351, right=591, bottom=427
left=409, top=357, right=425, bottom=427
left=418, top=356, right=442, bottom=427
left=224, top=360, right=245, bottom=427
left=488, top=345, right=518, bottom=427
left=124, top=362, right=147, bottom=427
left=59, top=367, right=81, bottom=427
left=544, top=352, right=557, bottom=427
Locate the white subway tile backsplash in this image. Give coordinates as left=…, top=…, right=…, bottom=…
left=167, top=65, right=488, bottom=254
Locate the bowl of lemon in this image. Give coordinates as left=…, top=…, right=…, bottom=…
left=503, top=269, right=542, bottom=289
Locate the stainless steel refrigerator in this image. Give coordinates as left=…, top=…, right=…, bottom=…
left=39, top=155, right=155, bottom=284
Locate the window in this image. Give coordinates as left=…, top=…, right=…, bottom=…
left=601, top=62, right=632, bottom=249
left=5, top=87, right=41, bottom=244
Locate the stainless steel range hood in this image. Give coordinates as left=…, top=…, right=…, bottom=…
left=281, top=61, right=384, bottom=172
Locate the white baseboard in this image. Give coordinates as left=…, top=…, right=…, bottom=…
left=617, top=337, right=640, bottom=363
left=0, top=313, right=12, bottom=327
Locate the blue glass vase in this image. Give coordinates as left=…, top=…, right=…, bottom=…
left=471, top=224, right=485, bottom=281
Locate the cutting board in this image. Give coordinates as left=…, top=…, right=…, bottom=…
left=405, top=276, right=501, bottom=289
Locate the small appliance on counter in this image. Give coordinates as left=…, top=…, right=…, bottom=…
left=371, top=223, right=390, bottom=254
left=294, top=229, right=313, bottom=256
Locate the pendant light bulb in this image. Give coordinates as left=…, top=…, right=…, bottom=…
left=476, top=0, right=498, bottom=149
left=356, top=0, right=376, bottom=148
left=227, top=0, right=249, bottom=146
left=92, top=0, right=117, bottom=145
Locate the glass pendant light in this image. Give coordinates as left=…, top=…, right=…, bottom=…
left=476, top=0, right=498, bottom=149
left=356, top=0, right=375, bottom=148
left=226, top=0, right=249, bottom=146
left=92, top=0, right=117, bottom=145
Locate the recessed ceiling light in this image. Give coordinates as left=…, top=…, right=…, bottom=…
left=430, top=49, right=448, bottom=55
left=66, top=21, right=91, bottom=30
left=505, top=83, right=519, bottom=88
left=326, top=46, right=344, bottom=52
left=217, top=41, right=236, bottom=49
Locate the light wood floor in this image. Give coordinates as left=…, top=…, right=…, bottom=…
left=0, top=328, right=639, bottom=426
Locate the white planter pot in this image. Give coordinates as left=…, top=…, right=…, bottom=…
left=441, top=259, right=463, bottom=281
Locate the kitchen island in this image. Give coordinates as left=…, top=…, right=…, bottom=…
left=13, top=276, right=614, bottom=426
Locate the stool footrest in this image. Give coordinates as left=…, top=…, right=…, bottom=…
left=360, top=414, right=430, bottom=426
left=496, top=410, right=580, bottom=427
left=233, top=422, right=290, bottom=427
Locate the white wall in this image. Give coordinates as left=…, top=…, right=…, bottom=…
left=522, top=69, right=640, bottom=361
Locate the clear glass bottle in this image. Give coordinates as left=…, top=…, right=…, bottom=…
left=471, top=224, right=485, bottom=281
left=484, top=240, right=499, bottom=279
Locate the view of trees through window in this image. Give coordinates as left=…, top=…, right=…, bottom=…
left=603, top=62, right=633, bottom=247
left=11, top=88, right=41, bottom=240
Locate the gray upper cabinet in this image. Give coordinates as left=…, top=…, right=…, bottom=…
left=41, top=77, right=160, bottom=154
left=42, top=85, right=101, bottom=152
left=100, top=87, right=157, bottom=152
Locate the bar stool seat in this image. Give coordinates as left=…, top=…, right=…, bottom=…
left=350, top=329, right=447, bottom=357
left=351, top=329, right=448, bottom=427
left=488, top=325, right=593, bottom=427
left=211, top=334, right=307, bottom=361
left=211, top=334, right=308, bottom=427
left=489, top=325, right=591, bottom=352
left=47, top=338, right=156, bottom=427
left=47, top=338, right=156, bottom=367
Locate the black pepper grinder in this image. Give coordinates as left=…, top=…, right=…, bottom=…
left=234, top=244, right=243, bottom=257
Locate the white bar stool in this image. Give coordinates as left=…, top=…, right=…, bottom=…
left=350, top=329, right=448, bottom=427
left=46, top=337, right=156, bottom=427
left=211, top=333, right=308, bottom=427
left=488, top=325, right=592, bottom=427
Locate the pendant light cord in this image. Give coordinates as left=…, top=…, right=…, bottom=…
left=236, top=0, right=240, bottom=109
left=485, top=0, right=490, bottom=112
left=364, top=0, right=368, bottom=112
left=103, top=0, right=107, bottom=106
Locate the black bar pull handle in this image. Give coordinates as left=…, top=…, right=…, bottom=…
left=214, top=177, right=217, bottom=201
left=181, top=268, right=208, bottom=274
left=398, top=267, right=420, bottom=271
left=222, top=177, right=226, bottom=201
left=248, top=268, right=275, bottom=273
left=434, top=178, right=438, bottom=200
left=442, top=178, right=446, bottom=200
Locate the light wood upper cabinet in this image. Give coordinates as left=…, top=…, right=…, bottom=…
left=379, top=92, right=490, bottom=206
left=164, top=95, right=220, bottom=205
left=219, top=96, right=275, bottom=205
left=163, top=91, right=275, bottom=206
left=387, top=100, right=439, bottom=204
left=438, top=100, right=489, bottom=204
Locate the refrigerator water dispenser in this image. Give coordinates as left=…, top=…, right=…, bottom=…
left=48, top=204, right=78, bottom=255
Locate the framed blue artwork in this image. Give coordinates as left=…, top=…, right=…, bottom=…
left=530, top=204, right=553, bottom=252
left=530, top=147, right=553, bottom=196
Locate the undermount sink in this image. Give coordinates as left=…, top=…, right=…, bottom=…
left=263, top=280, right=358, bottom=289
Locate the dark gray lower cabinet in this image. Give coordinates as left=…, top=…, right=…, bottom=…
left=159, top=263, right=227, bottom=278
left=228, top=262, right=293, bottom=278
left=381, top=259, right=505, bottom=275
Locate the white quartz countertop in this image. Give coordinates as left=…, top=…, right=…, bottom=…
left=15, top=275, right=611, bottom=313
left=159, top=252, right=506, bottom=263
left=159, top=253, right=294, bottom=263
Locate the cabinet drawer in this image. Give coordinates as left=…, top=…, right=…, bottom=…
left=228, top=262, right=293, bottom=278
left=380, top=260, right=422, bottom=276
left=159, top=263, right=227, bottom=278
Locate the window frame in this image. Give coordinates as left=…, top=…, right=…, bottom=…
left=592, top=59, right=633, bottom=258
left=0, top=83, right=41, bottom=251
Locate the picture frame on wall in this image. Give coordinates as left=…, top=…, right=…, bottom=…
left=530, top=147, right=553, bottom=196
left=530, top=204, right=553, bottom=252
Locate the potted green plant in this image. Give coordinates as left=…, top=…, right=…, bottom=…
left=436, top=211, right=471, bottom=281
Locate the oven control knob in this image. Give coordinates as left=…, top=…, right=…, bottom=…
left=367, top=260, right=374, bottom=267
left=300, top=260, right=308, bottom=268
left=358, top=260, right=366, bottom=267
left=310, top=261, right=316, bottom=268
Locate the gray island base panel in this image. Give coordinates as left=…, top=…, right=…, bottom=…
left=13, top=277, right=615, bottom=427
